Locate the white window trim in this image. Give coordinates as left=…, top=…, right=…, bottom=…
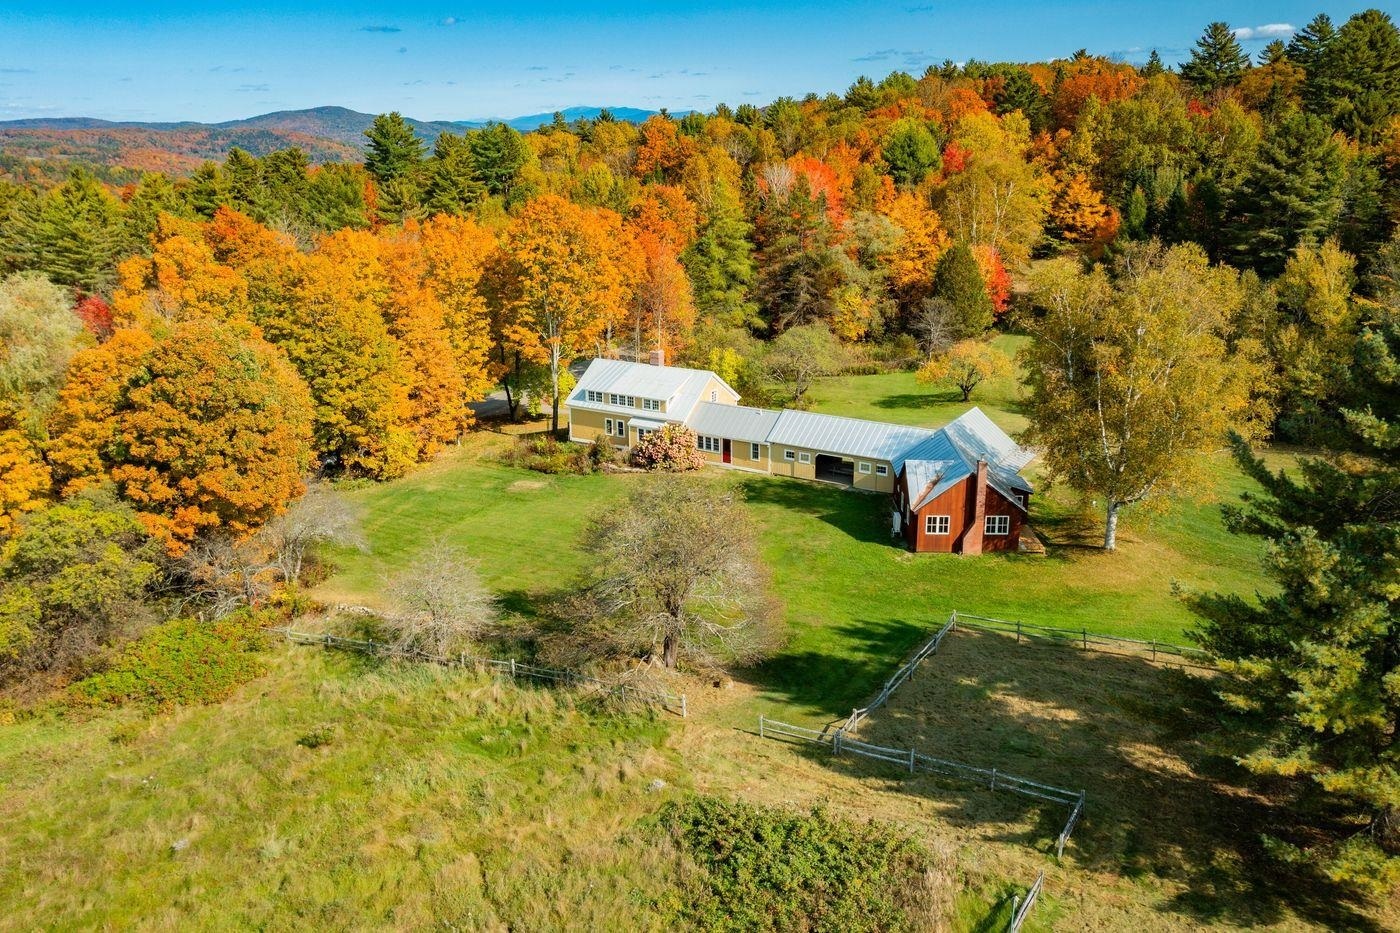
left=858, top=462, right=872, bottom=474
left=875, top=464, right=889, bottom=476
left=798, top=452, right=811, bottom=464
left=985, top=514, right=1010, bottom=536
left=643, top=398, right=660, bottom=412
left=697, top=435, right=721, bottom=453
left=586, top=390, right=605, bottom=403
left=783, top=449, right=796, bottom=462
left=750, top=443, right=760, bottom=461
left=709, top=390, right=718, bottom=401
left=925, top=514, right=950, bottom=535
left=605, top=418, right=614, bottom=436
left=1014, top=493, right=1026, bottom=508
left=615, top=420, right=627, bottom=438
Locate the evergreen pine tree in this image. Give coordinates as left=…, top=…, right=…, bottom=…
left=363, top=112, right=427, bottom=186
left=1227, top=110, right=1345, bottom=275
left=467, top=122, right=529, bottom=203
left=1191, top=305, right=1400, bottom=888
left=1287, top=13, right=1337, bottom=74
left=14, top=169, right=123, bottom=292
left=1180, top=22, right=1251, bottom=92
left=423, top=132, right=485, bottom=216
left=683, top=180, right=759, bottom=329
left=1259, top=39, right=1289, bottom=66
left=1307, top=9, right=1400, bottom=144
left=930, top=243, right=994, bottom=339
left=1141, top=49, right=1166, bottom=77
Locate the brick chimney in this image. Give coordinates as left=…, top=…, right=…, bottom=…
left=962, top=460, right=989, bottom=555
left=648, top=348, right=666, bottom=366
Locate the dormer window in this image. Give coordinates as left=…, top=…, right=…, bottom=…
left=586, top=390, right=604, bottom=403
left=643, top=398, right=660, bottom=411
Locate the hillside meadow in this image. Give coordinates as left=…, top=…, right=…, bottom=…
left=5, top=370, right=1369, bottom=931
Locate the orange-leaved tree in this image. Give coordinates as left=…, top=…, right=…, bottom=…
left=110, top=214, right=250, bottom=328
left=50, top=319, right=313, bottom=554
left=490, top=196, right=632, bottom=432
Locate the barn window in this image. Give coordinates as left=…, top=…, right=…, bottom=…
left=925, top=515, right=950, bottom=535
left=798, top=452, right=811, bottom=464
left=750, top=443, right=760, bottom=460
left=858, top=462, right=872, bottom=474
left=875, top=464, right=888, bottom=476
left=985, top=515, right=1010, bottom=536
left=784, top=450, right=796, bottom=461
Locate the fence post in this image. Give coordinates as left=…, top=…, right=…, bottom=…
left=1011, top=894, right=1021, bottom=927
left=1082, top=628, right=1088, bottom=650
left=759, top=715, right=765, bottom=738
left=909, top=746, right=916, bottom=773
left=849, top=707, right=859, bottom=735
left=1151, top=640, right=1157, bottom=663
left=990, top=768, right=997, bottom=791
left=681, top=694, right=688, bottom=718
left=833, top=731, right=841, bottom=755
left=1016, top=620, right=1021, bottom=644
left=510, top=658, right=516, bottom=678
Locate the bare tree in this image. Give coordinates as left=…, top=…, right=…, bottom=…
left=381, top=542, right=499, bottom=658
left=262, top=482, right=367, bottom=585
left=911, top=297, right=956, bottom=357
left=176, top=534, right=278, bottom=618
left=565, top=477, right=776, bottom=670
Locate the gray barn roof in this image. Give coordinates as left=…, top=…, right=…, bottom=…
left=687, top=402, right=782, bottom=443
left=766, top=410, right=936, bottom=464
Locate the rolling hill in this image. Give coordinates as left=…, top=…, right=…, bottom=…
left=0, top=105, right=669, bottom=177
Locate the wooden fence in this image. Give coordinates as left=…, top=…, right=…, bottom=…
left=953, top=612, right=1214, bottom=670
left=836, top=612, right=956, bottom=737
left=758, top=715, right=1085, bottom=855
left=279, top=628, right=687, bottom=717
left=1008, top=870, right=1045, bottom=932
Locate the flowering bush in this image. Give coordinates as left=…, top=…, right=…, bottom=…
left=630, top=423, right=704, bottom=472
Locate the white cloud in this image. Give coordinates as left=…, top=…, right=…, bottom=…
left=1232, top=23, right=1295, bottom=41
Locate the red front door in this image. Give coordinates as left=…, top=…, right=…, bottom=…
left=722, top=439, right=731, bottom=463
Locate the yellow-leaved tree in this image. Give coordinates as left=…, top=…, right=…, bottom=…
left=1021, top=243, right=1258, bottom=550
left=489, top=195, right=634, bottom=432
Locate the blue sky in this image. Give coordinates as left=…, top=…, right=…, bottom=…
left=0, top=2, right=1386, bottom=122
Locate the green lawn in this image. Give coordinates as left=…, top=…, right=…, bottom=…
left=319, top=364, right=1274, bottom=723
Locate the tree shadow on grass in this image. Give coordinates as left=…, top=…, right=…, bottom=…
left=872, top=391, right=960, bottom=411
left=759, top=629, right=1383, bottom=930
left=739, top=476, right=896, bottom=547
left=739, top=616, right=936, bottom=720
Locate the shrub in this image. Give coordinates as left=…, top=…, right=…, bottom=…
left=659, top=796, right=949, bottom=932
left=629, top=424, right=704, bottom=472
left=505, top=436, right=594, bottom=475
left=68, top=611, right=272, bottom=711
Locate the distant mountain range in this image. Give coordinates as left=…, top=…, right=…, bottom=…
left=0, top=105, right=672, bottom=177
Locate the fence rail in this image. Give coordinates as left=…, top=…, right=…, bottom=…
left=758, top=715, right=1084, bottom=854
left=953, top=613, right=1213, bottom=670
left=1008, top=870, right=1045, bottom=932
left=278, top=628, right=687, bottom=716
left=838, top=612, right=956, bottom=736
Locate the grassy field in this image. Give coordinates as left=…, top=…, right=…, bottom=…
left=319, top=361, right=1272, bottom=722
left=3, top=367, right=1334, bottom=930
left=855, top=628, right=1387, bottom=930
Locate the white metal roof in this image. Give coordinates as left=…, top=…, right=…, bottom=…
left=767, top=409, right=936, bottom=464
left=687, top=402, right=782, bottom=443
left=568, top=358, right=739, bottom=423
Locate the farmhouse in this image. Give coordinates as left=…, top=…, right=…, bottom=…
left=566, top=357, right=1035, bottom=555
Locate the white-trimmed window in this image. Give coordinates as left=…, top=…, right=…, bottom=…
left=858, top=462, right=872, bottom=474
left=783, top=449, right=796, bottom=462
left=925, top=515, right=950, bottom=535
left=710, top=390, right=718, bottom=401
left=643, top=398, right=660, bottom=412
left=615, top=420, right=627, bottom=438
left=985, top=514, right=1011, bottom=536
left=875, top=464, right=889, bottom=476
left=697, top=435, right=721, bottom=453
left=636, top=427, right=654, bottom=441
left=1014, top=493, right=1026, bottom=508
left=798, top=452, right=811, bottom=464
left=586, top=390, right=605, bottom=403
left=605, top=418, right=614, bottom=436
left=609, top=393, right=635, bottom=407
left=750, top=443, right=761, bottom=460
